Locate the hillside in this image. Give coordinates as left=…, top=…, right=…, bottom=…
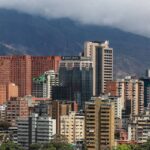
left=0, top=9, right=150, bottom=77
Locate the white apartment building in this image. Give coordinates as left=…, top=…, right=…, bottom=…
left=17, top=113, right=56, bottom=150
left=109, top=96, right=123, bottom=119
left=43, top=70, right=59, bottom=99
left=60, top=111, right=85, bottom=144
left=128, top=109, right=150, bottom=143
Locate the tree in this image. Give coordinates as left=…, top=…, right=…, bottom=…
left=29, top=143, right=41, bottom=150
left=137, top=139, right=150, bottom=150
left=0, top=141, right=24, bottom=150
left=51, top=134, right=73, bottom=150
left=42, top=143, right=56, bottom=150
left=30, top=141, right=73, bottom=150
left=0, top=121, right=11, bottom=130
left=114, top=144, right=132, bottom=150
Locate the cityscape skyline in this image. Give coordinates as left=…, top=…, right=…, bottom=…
left=0, top=40, right=149, bottom=150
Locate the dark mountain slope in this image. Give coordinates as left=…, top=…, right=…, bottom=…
left=0, top=9, right=150, bottom=76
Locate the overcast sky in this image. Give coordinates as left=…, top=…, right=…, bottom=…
left=0, top=0, right=149, bottom=37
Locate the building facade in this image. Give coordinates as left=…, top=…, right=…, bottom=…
left=32, top=70, right=59, bottom=98
left=0, top=83, right=18, bottom=105
left=6, top=83, right=18, bottom=100
left=84, top=41, right=113, bottom=95
left=85, top=96, right=115, bottom=150
left=140, top=77, right=150, bottom=107
left=59, top=56, right=93, bottom=108
left=17, top=113, right=56, bottom=149
left=106, top=77, right=144, bottom=117
left=60, top=111, right=85, bottom=144
left=0, top=56, right=61, bottom=97
left=128, top=108, right=150, bottom=143
left=52, top=100, right=78, bottom=134
left=6, top=97, right=28, bottom=126
left=0, top=105, right=6, bottom=121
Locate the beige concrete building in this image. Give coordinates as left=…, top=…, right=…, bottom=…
left=106, top=76, right=144, bottom=116
left=60, top=111, right=85, bottom=144
left=52, top=100, right=78, bottom=134
left=84, top=41, right=113, bottom=95
left=6, top=83, right=18, bottom=100
left=0, top=83, right=18, bottom=105
left=85, top=96, right=115, bottom=150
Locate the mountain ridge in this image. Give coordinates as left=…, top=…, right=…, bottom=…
left=0, top=9, right=150, bottom=77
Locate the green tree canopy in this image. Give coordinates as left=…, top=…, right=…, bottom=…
left=0, top=141, right=24, bottom=150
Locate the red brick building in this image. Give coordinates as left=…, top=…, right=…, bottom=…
left=31, top=56, right=61, bottom=78
left=0, top=56, right=61, bottom=99
left=11, top=56, right=32, bottom=97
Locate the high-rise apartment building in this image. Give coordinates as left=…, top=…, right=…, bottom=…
left=59, top=56, right=93, bottom=107
left=60, top=111, right=85, bottom=144
left=140, top=77, right=150, bottom=107
left=32, top=70, right=59, bottom=98
left=0, top=57, right=11, bottom=85
left=17, top=113, right=56, bottom=150
left=6, top=97, right=28, bottom=126
left=85, top=96, right=115, bottom=150
left=140, top=70, right=150, bottom=107
left=0, top=84, right=7, bottom=105
left=109, top=96, right=123, bottom=119
left=0, top=56, right=61, bottom=97
left=84, top=41, right=113, bottom=95
left=106, top=76, right=144, bottom=116
left=11, top=56, right=32, bottom=97
left=31, top=56, right=61, bottom=77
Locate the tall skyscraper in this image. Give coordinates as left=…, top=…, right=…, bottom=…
left=0, top=56, right=61, bottom=97
left=140, top=70, right=150, bottom=107
left=59, top=56, right=93, bottom=107
left=84, top=41, right=113, bottom=96
left=85, top=96, right=115, bottom=150
left=11, top=56, right=32, bottom=97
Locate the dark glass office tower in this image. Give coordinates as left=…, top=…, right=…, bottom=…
left=59, top=56, right=93, bottom=108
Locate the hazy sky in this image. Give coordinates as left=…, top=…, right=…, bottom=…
left=0, top=0, right=149, bottom=37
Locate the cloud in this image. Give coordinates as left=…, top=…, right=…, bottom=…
left=0, top=0, right=149, bottom=37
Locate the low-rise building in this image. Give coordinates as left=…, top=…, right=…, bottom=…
left=17, top=113, right=56, bottom=150
left=6, top=97, right=28, bottom=126
left=128, top=108, right=150, bottom=143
